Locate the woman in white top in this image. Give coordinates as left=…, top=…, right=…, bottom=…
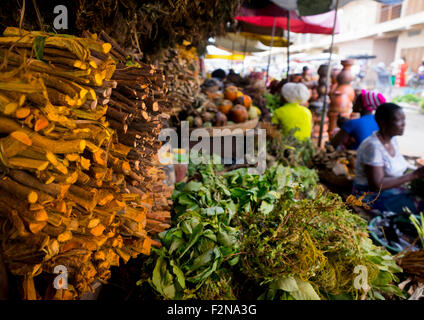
left=353, top=103, right=424, bottom=214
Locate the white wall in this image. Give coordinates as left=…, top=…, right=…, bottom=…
left=394, top=27, right=424, bottom=60
left=373, top=37, right=397, bottom=66
left=336, top=38, right=375, bottom=59
left=339, top=0, right=379, bottom=34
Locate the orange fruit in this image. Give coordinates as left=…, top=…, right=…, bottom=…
left=217, top=99, right=233, bottom=115
left=224, top=86, right=238, bottom=101
left=235, top=95, right=252, bottom=109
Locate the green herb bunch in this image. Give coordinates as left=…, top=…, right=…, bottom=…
left=138, top=157, right=404, bottom=300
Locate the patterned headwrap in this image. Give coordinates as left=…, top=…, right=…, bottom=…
left=361, top=89, right=386, bottom=112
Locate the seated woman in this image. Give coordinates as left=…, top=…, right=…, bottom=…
left=353, top=103, right=424, bottom=214
left=331, top=90, right=386, bottom=150
left=272, top=82, right=312, bottom=141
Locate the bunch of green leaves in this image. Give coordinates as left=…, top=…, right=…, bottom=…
left=358, top=238, right=405, bottom=300
left=264, top=93, right=281, bottom=114
left=267, top=127, right=317, bottom=168
left=142, top=156, right=240, bottom=299
left=392, top=93, right=424, bottom=105
left=235, top=171, right=404, bottom=300
left=141, top=156, right=403, bottom=300
left=410, top=213, right=424, bottom=248
left=187, top=269, right=237, bottom=300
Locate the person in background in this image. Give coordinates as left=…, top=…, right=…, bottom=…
left=289, top=73, right=303, bottom=83
left=301, top=66, right=312, bottom=83
left=306, top=81, right=319, bottom=104
left=210, top=68, right=226, bottom=91
left=418, top=60, right=424, bottom=80
left=374, top=62, right=392, bottom=99
left=225, top=69, right=249, bottom=87
left=272, top=82, right=312, bottom=141
left=331, top=89, right=386, bottom=150
left=211, top=68, right=226, bottom=81
left=353, top=103, right=424, bottom=214
left=395, top=57, right=408, bottom=88
left=201, top=78, right=221, bottom=97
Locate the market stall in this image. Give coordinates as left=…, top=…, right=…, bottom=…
left=0, top=0, right=422, bottom=302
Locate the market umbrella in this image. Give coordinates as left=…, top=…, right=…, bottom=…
left=214, top=33, right=266, bottom=53
left=237, top=0, right=340, bottom=146
left=205, top=45, right=246, bottom=61
left=205, top=54, right=246, bottom=61
left=239, top=0, right=404, bottom=146
left=239, top=32, right=290, bottom=47
left=214, top=31, right=290, bottom=73
left=236, top=1, right=340, bottom=82
left=236, top=2, right=340, bottom=34
left=270, top=0, right=404, bottom=16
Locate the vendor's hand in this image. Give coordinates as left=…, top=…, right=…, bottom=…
left=412, top=166, right=424, bottom=179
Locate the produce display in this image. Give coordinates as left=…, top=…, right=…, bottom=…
left=261, top=121, right=316, bottom=168
left=0, top=28, right=171, bottom=300
left=137, top=156, right=404, bottom=300
left=395, top=213, right=424, bottom=285
left=264, top=93, right=282, bottom=115
left=0, top=0, right=419, bottom=303
left=180, top=85, right=261, bottom=129
left=312, top=144, right=356, bottom=189
left=397, top=250, right=424, bottom=283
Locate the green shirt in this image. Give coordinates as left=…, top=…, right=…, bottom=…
left=272, top=103, right=313, bottom=141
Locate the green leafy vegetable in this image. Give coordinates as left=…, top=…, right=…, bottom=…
left=139, top=156, right=403, bottom=300
left=32, top=36, right=47, bottom=61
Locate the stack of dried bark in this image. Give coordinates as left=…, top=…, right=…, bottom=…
left=0, top=28, right=171, bottom=300
left=158, top=46, right=202, bottom=116
left=88, top=30, right=173, bottom=236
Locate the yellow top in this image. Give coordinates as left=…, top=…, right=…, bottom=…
left=272, top=103, right=313, bottom=141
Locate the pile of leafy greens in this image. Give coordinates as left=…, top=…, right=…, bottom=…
left=262, top=122, right=316, bottom=168
left=137, top=156, right=404, bottom=300
left=264, top=93, right=282, bottom=115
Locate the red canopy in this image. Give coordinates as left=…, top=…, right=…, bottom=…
left=235, top=2, right=340, bottom=35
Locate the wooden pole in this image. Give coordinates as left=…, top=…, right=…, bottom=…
left=286, top=12, right=291, bottom=80
left=242, top=36, right=248, bottom=75
left=230, top=37, right=235, bottom=70
left=318, top=0, right=340, bottom=148
left=265, top=17, right=277, bottom=84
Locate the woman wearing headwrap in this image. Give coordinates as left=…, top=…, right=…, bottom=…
left=353, top=103, right=424, bottom=214
left=331, top=89, right=386, bottom=150
left=272, top=82, right=312, bottom=141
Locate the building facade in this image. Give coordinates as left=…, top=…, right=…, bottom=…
left=291, top=0, right=424, bottom=73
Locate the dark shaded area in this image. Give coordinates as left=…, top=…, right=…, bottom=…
left=0, top=0, right=241, bottom=61
left=97, top=254, right=158, bottom=301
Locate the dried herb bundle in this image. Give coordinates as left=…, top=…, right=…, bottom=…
left=158, top=45, right=202, bottom=117
left=397, top=249, right=424, bottom=283
left=0, top=28, right=171, bottom=300
left=0, top=0, right=241, bottom=59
